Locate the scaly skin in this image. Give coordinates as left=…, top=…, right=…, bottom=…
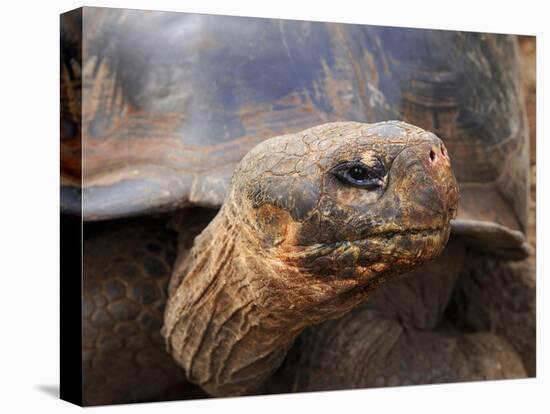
left=163, top=121, right=459, bottom=396
left=82, top=219, right=207, bottom=405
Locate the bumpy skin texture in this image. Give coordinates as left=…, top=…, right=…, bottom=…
left=270, top=315, right=525, bottom=392
left=447, top=252, right=536, bottom=376
left=82, top=219, right=207, bottom=405
left=266, top=240, right=526, bottom=393
left=163, top=121, right=459, bottom=397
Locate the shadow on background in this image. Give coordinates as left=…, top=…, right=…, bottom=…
left=36, top=384, right=59, bottom=399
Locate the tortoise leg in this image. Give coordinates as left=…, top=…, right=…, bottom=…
left=82, top=217, right=206, bottom=405
left=446, top=252, right=536, bottom=376
left=268, top=308, right=526, bottom=393
left=266, top=241, right=527, bottom=393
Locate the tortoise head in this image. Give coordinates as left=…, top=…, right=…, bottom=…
left=164, top=120, right=459, bottom=395
left=227, top=121, right=458, bottom=288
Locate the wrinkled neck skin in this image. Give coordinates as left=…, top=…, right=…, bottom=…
left=163, top=200, right=393, bottom=397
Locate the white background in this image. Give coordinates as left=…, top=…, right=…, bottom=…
left=0, top=0, right=547, bottom=412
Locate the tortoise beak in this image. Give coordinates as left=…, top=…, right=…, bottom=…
left=424, top=140, right=459, bottom=223
left=398, top=137, right=459, bottom=226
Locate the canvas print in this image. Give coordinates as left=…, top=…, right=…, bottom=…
left=60, top=6, right=536, bottom=406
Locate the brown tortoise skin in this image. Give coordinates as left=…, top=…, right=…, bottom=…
left=82, top=218, right=206, bottom=405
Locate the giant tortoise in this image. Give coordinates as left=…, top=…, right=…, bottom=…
left=60, top=8, right=535, bottom=406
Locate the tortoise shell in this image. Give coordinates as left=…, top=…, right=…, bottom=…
left=61, top=8, right=529, bottom=257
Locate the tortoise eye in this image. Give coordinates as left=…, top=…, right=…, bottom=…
left=349, top=165, right=369, bottom=181
left=331, top=161, right=385, bottom=189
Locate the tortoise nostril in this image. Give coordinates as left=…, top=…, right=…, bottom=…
left=441, top=146, right=447, bottom=158
left=429, top=150, right=436, bottom=162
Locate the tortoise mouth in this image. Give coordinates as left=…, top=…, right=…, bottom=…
left=319, top=224, right=450, bottom=250
left=359, top=225, right=448, bottom=243
left=284, top=224, right=450, bottom=274
left=291, top=225, right=448, bottom=251
left=361, top=225, right=451, bottom=260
